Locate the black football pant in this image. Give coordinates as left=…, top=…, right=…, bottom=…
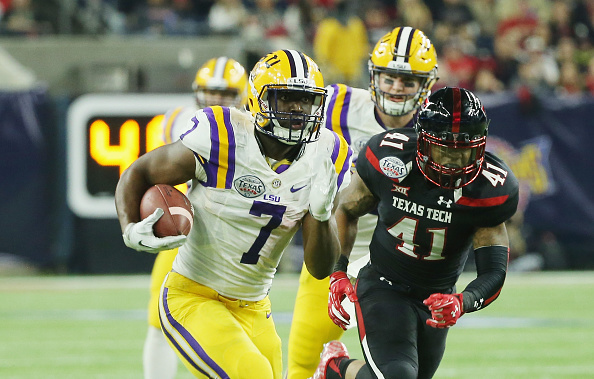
left=352, top=264, right=450, bottom=379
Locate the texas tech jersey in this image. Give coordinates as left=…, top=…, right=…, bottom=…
left=173, top=106, right=352, bottom=301
left=357, top=128, right=519, bottom=292
left=324, top=84, right=416, bottom=276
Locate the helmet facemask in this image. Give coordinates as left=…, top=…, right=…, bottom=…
left=255, top=84, right=326, bottom=145
left=417, top=131, right=486, bottom=189
left=369, top=65, right=436, bottom=116
left=194, top=86, right=244, bottom=109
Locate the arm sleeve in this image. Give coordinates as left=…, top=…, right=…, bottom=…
left=461, top=245, right=509, bottom=313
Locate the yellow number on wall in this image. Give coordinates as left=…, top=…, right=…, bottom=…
left=89, top=119, right=140, bottom=175
left=146, top=115, right=165, bottom=152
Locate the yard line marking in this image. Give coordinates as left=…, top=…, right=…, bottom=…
left=1, top=310, right=593, bottom=329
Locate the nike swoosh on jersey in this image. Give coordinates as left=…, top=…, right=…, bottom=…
left=290, top=184, right=307, bottom=193
left=266, top=312, right=272, bottom=319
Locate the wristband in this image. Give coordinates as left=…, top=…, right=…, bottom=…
left=333, top=255, right=349, bottom=272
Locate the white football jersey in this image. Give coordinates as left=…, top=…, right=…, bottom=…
left=324, top=84, right=416, bottom=277
left=161, top=106, right=197, bottom=144
left=172, top=106, right=353, bottom=301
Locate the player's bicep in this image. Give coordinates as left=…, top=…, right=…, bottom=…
left=473, top=222, right=509, bottom=249
left=135, top=140, right=197, bottom=186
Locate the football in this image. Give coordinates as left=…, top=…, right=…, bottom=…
left=140, top=184, right=194, bottom=238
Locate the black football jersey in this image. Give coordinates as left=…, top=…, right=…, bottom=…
left=356, top=128, right=519, bottom=292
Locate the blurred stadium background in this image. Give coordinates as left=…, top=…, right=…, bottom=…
left=1, top=0, right=594, bottom=377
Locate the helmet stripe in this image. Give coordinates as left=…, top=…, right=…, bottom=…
left=298, top=51, right=309, bottom=77
left=394, top=26, right=415, bottom=62
left=283, top=49, right=308, bottom=78
left=213, top=57, right=228, bottom=81
left=393, top=27, right=403, bottom=60
left=403, top=27, right=416, bottom=63
left=452, top=87, right=461, bottom=133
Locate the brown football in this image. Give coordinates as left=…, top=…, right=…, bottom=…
left=140, top=184, right=193, bottom=237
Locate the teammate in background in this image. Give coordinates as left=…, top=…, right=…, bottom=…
left=116, top=49, right=353, bottom=379
left=143, top=56, right=248, bottom=379
left=287, top=26, right=439, bottom=379
left=314, top=87, right=519, bottom=379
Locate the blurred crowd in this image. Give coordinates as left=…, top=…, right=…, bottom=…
left=1, top=0, right=594, bottom=97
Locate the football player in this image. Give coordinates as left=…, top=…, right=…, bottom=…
left=287, top=26, right=439, bottom=379
left=116, top=49, right=353, bottom=379
left=143, top=57, right=248, bottom=379
left=313, top=87, right=519, bottom=379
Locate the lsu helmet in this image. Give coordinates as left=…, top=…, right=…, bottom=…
left=192, top=57, right=248, bottom=109
left=248, top=49, right=327, bottom=145
left=415, top=87, right=489, bottom=189
left=369, top=26, right=438, bottom=116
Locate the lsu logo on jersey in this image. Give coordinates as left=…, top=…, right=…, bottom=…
left=379, top=156, right=408, bottom=180
left=234, top=175, right=266, bottom=198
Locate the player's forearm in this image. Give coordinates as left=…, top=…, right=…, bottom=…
left=335, top=207, right=358, bottom=261
left=461, top=245, right=509, bottom=313
left=302, top=214, right=340, bottom=279
left=115, top=165, right=152, bottom=232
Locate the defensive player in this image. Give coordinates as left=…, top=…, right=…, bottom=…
left=143, top=57, right=248, bottom=379
left=115, top=49, right=353, bottom=379
left=287, top=26, right=439, bottom=379
left=314, top=87, right=519, bottom=379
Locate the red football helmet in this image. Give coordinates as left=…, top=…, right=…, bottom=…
left=415, top=87, right=489, bottom=189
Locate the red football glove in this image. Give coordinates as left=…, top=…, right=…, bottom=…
left=328, top=271, right=358, bottom=330
left=424, top=293, right=464, bottom=329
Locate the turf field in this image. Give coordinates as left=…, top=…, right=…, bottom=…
left=1, top=271, right=593, bottom=378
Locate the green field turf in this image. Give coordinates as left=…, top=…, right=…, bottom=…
left=1, top=272, right=593, bottom=378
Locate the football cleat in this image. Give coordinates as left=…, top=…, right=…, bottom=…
left=311, top=340, right=350, bottom=379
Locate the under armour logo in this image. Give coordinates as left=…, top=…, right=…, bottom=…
left=379, top=276, right=392, bottom=286
left=474, top=298, right=484, bottom=310
left=437, top=196, right=452, bottom=208
left=451, top=305, right=460, bottom=317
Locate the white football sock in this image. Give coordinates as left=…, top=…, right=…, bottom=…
left=143, top=326, right=178, bottom=379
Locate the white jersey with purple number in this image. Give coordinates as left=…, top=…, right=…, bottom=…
left=172, top=106, right=353, bottom=301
